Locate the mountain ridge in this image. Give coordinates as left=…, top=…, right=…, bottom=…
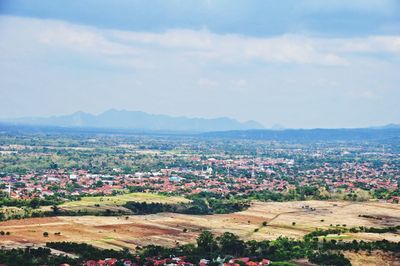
left=3, top=109, right=264, bottom=132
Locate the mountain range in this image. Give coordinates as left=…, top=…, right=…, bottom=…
left=3, top=109, right=264, bottom=132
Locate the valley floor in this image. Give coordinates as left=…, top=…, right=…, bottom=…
left=1, top=200, right=399, bottom=264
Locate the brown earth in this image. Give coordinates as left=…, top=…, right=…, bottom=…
left=344, top=251, right=400, bottom=266
left=0, top=200, right=399, bottom=264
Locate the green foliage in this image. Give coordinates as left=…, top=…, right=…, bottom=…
left=122, top=194, right=250, bottom=215
left=196, top=231, right=218, bottom=255
left=308, top=252, right=351, bottom=266
left=46, top=242, right=135, bottom=261
left=0, top=197, right=62, bottom=209
left=270, top=262, right=297, bottom=266
left=216, top=232, right=246, bottom=256
left=0, top=247, right=78, bottom=266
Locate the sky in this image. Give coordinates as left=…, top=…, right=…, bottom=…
left=0, top=0, right=399, bottom=128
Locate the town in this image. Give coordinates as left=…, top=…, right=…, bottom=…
left=1, top=134, right=399, bottom=203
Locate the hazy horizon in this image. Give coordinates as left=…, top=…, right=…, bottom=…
left=1, top=0, right=399, bottom=128
left=3, top=108, right=400, bottom=130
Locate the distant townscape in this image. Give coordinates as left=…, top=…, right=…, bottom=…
left=0, top=128, right=400, bottom=265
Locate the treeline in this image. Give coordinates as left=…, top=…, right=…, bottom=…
left=123, top=201, right=179, bottom=214
left=0, top=197, right=62, bottom=208
left=0, top=247, right=77, bottom=266
left=139, top=233, right=310, bottom=263
left=308, top=252, right=351, bottom=266
left=46, top=242, right=133, bottom=261
left=0, top=196, right=63, bottom=221
left=123, top=197, right=250, bottom=215
left=2, top=228, right=400, bottom=266
left=320, top=239, right=400, bottom=253
left=304, top=225, right=400, bottom=240
left=349, top=225, right=400, bottom=234
left=304, top=228, right=345, bottom=240
left=227, top=186, right=328, bottom=202
left=372, top=187, right=400, bottom=201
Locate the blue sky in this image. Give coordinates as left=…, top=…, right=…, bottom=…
left=0, top=0, right=399, bottom=128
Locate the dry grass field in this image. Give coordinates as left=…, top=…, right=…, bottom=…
left=1, top=200, right=399, bottom=264
left=344, top=251, right=400, bottom=266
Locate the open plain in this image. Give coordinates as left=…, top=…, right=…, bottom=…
left=1, top=200, right=399, bottom=251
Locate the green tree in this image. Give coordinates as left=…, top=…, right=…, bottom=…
left=197, top=231, right=218, bottom=255
left=51, top=205, right=60, bottom=215
left=217, top=232, right=245, bottom=256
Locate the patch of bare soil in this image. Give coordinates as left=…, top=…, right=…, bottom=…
left=0, top=200, right=399, bottom=251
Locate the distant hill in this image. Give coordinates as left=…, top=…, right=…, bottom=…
left=1, top=122, right=399, bottom=142
left=202, top=128, right=400, bottom=142
left=370, top=123, right=400, bottom=129
left=3, top=109, right=264, bottom=132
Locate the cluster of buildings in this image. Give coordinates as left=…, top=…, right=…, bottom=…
left=80, top=256, right=271, bottom=266
left=1, top=153, right=399, bottom=200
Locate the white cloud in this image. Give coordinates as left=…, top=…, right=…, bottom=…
left=1, top=15, right=400, bottom=69
left=38, top=23, right=137, bottom=56
left=300, top=0, right=397, bottom=14
left=108, top=28, right=400, bottom=66
left=113, top=29, right=351, bottom=66
left=1, top=15, right=399, bottom=128
left=369, top=36, right=400, bottom=53
left=0, top=16, right=137, bottom=57
left=197, top=78, right=218, bottom=88
left=231, top=79, right=247, bottom=87
left=346, top=89, right=376, bottom=99
left=113, top=28, right=214, bottom=50
left=321, top=36, right=400, bottom=54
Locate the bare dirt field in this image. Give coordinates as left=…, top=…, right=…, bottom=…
left=344, top=251, right=400, bottom=266
left=1, top=200, right=399, bottom=263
